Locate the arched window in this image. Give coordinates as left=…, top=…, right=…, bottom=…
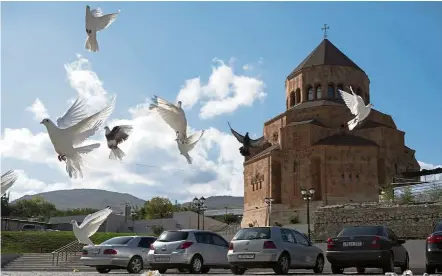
left=295, top=88, right=301, bottom=104
left=336, top=84, right=344, bottom=99
left=327, top=84, right=334, bottom=98
left=316, top=85, right=322, bottom=99
left=289, top=91, right=296, bottom=107
left=307, top=86, right=313, bottom=100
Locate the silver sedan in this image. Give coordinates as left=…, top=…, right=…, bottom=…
left=227, top=226, right=325, bottom=275
left=80, top=235, right=156, bottom=274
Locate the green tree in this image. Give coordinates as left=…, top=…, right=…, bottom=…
left=53, top=208, right=100, bottom=217
left=142, top=196, right=174, bottom=219
left=10, top=196, right=57, bottom=221
left=381, top=185, right=395, bottom=202
left=399, top=186, right=414, bottom=204
left=152, top=225, right=165, bottom=236
left=222, top=213, right=239, bottom=225
left=1, top=193, right=12, bottom=217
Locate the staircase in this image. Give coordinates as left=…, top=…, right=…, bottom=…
left=3, top=241, right=95, bottom=272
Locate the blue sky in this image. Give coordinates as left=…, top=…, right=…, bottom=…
left=1, top=1, right=441, bottom=201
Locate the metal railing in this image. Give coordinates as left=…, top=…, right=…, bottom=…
left=51, top=240, right=84, bottom=266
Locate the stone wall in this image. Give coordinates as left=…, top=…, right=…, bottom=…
left=313, top=202, right=442, bottom=241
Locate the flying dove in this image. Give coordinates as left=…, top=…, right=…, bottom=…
left=339, top=86, right=374, bottom=131
left=85, top=6, right=120, bottom=52
left=177, top=130, right=205, bottom=164
left=71, top=207, right=113, bottom=245
left=227, top=122, right=266, bottom=156
left=1, top=170, right=19, bottom=196
left=104, top=125, right=133, bottom=161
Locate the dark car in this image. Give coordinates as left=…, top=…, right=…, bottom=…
left=326, top=225, right=409, bottom=274
left=425, top=220, right=442, bottom=273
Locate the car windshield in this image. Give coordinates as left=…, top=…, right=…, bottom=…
left=338, top=226, right=382, bottom=237
left=100, top=237, right=134, bottom=245
left=233, top=227, right=271, bottom=240
left=434, top=221, right=442, bottom=232
left=157, top=231, right=189, bottom=242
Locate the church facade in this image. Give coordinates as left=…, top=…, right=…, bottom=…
left=241, top=38, right=420, bottom=227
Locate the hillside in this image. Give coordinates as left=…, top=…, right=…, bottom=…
left=12, top=189, right=244, bottom=213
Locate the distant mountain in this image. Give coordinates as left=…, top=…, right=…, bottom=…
left=12, top=189, right=244, bottom=213
left=12, top=189, right=146, bottom=214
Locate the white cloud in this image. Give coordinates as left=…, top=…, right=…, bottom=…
left=26, top=98, right=49, bottom=122
left=176, top=58, right=266, bottom=119
left=2, top=55, right=245, bottom=202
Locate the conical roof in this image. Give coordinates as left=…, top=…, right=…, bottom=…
left=287, top=39, right=364, bottom=80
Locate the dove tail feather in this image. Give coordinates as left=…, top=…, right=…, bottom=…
left=348, top=118, right=358, bottom=131
left=109, top=147, right=125, bottom=161
left=85, top=33, right=99, bottom=52
left=184, top=154, right=192, bottom=164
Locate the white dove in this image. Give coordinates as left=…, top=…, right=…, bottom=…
left=1, top=170, right=19, bottom=196
left=177, top=130, right=205, bottom=164
left=148, top=95, right=188, bottom=143
left=85, top=5, right=120, bottom=52
left=40, top=97, right=116, bottom=178
left=339, top=86, right=374, bottom=131
left=71, top=207, right=113, bottom=245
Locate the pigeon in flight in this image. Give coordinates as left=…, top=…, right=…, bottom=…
left=339, top=86, right=374, bottom=131
left=149, top=95, right=188, bottom=143
left=85, top=6, right=120, bottom=52
left=104, top=125, right=133, bottom=161
left=40, top=97, right=116, bottom=178
left=1, top=170, right=19, bottom=196
left=227, top=122, right=266, bottom=156
left=71, top=207, right=113, bottom=245
left=177, top=130, right=205, bottom=164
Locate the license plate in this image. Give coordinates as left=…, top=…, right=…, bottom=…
left=343, top=241, right=362, bottom=247
left=238, top=254, right=255, bottom=259
left=155, top=257, right=170, bottom=262
left=91, top=249, right=100, bottom=254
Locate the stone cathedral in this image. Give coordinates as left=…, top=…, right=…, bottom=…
left=241, top=38, right=420, bottom=227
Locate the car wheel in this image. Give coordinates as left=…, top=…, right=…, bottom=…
left=356, top=267, right=365, bottom=274
left=230, top=266, right=246, bottom=275
left=313, top=255, right=324, bottom=273
left=158, top=268, right=168, bottom=274
left=127, top=256, right=144, bottom=274
left=400, top=254, right=409, bottom=273
left=273, top=252, right=290, bottom=275
left=96, top=267, right=111, bottom=274
left=178, top=268, right=189, bottom=273
left=201, top=267, right=210, bottom=273
left=382, top=253, right=395, bottom=273
left=425, top=263, right=436, bottom=274
left=189, top=255, right=204, bottom=274
left=331, top=265, right=344, bottom=274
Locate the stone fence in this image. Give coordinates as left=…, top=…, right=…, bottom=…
left=313, top=202, right=442, bottom=241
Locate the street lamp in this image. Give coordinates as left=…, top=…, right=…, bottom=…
left=301, top=188, right=315, bottom=242
left=192, top=196, right=206, bottom=230
left=264, top=197, right=274, bottom=226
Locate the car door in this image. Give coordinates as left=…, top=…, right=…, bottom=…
left=137, top=237, right=154, bottom=264
left=194, top=232, right=215, bottom=265
left=291, top=230, right=317, bottom=267
left=209, top=233, right=229, bottom=267
left=386, top=227, right=407, bottom=264
left=280, top=228, right=300, bottom=267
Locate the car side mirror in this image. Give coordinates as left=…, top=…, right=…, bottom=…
left=397, top=239, right=406, bottom=244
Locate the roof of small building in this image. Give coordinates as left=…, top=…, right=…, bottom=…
left=314, top=134, right=379, bottom=147
left=287, top=39, right=365, bottom=80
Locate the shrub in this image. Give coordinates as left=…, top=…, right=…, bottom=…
left=289, top=215, right=300, bottom=224
left=1, top=231, right=136, bottom=253
left=151, top=225, right=164, bottom=236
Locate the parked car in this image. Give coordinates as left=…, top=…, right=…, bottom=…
left=326, top=225, right=409, bottom=274
left=227, top=226, right=325, bottom=275
left=80, top=235, right=156, bottom=274
left=21, top=224, right=45, bottom=231
left=147, top=229, right=230, bottom=274
left=425, top=220, right=442, bottom=274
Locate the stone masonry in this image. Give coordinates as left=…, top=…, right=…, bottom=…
left=313, top=202, right=442, bottom=241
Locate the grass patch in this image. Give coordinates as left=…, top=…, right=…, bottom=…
left=1, top=231, right=136, bottom=253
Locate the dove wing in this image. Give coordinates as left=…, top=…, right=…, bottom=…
left=250, top=136, right=266, bottom=148
left=339, top=89, right=359, bottom=115
left=149, top=96, right=187, bottom=136
left=95, top=12, right=119, bottom=32
left=79, top=207, right=113, bottom=237
left=1, top=170, right=18, bottom=195
left=91, top=8, right=103, bottom=17
left=57, top=98, right=89, bottom=129
left=183, top=130, right=205, bottom=153
left=67, top=97, right=116, bottom=137
left=227, top=122, right=245, bottom=143
left=72, top=120, right=103, bottom=146
left=113, top=125, right=133, bottom=143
